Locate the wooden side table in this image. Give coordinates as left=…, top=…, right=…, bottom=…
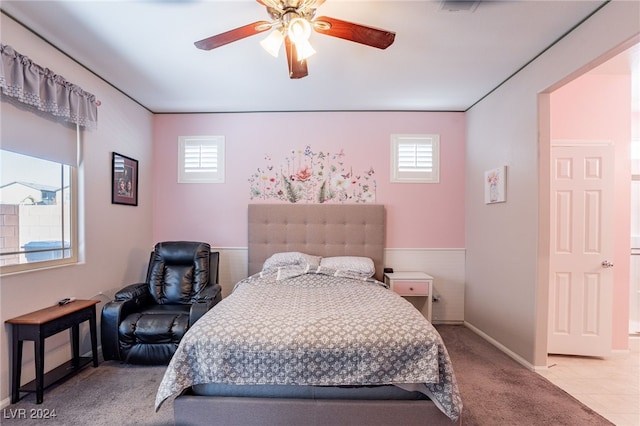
left=6, top=299, right=99, bottom=404
left=384, top=271, right=434, bottom=321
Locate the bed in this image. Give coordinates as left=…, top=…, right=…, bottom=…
left=156, top=204, right=462, bottom=425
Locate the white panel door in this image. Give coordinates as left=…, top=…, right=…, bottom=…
left=548, top=143, right=614, bottom=356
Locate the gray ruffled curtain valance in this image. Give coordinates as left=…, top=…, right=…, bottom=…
left=0, top=43, right=98, bottom=130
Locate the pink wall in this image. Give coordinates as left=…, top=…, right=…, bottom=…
left=550, top=73, right=632, bottom=350
left=152, top=111, right=465, bottom=249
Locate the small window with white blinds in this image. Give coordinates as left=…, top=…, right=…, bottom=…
left=390, top=134, right=440, bottom=183
left=178, top=136, right=225, bottom=183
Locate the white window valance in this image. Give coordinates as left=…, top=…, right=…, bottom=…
left=0, top=44, right=98, bottom=130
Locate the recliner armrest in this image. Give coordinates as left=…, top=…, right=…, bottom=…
left=189, top=283, right=222, bottom=325
left=102, top=282, right=153, bottom=361
left=115, top=282, right=151, bottom=302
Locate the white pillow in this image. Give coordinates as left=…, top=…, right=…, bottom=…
left=319, top=256, right=375, bottom=278
left=262, top=252, right=321, bottom=272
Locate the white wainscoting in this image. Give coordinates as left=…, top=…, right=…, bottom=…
left=213, top=247, right=249, bottom=298
left=213, top=247, right=466, bottom=324
left=384, top=248, right=465, bottom=324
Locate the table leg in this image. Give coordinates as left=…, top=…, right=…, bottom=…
left=71, top=324, right=80, bottom=368
left=89, top=308, right=99, bottom=367
left=10, top=331, right=22, bottom=404
left=427, top=281, right=433, bottom=322
left=34, top=334, right=45, bottom=404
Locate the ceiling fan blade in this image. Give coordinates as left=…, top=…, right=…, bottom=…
left=313, top=16, right=395, bottom=49
left=284, top=36, right=308, bottom=79
left=194, top=21, right=271, bottom=50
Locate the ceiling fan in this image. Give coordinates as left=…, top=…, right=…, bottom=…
left=194, top=0, right=396, bottom=79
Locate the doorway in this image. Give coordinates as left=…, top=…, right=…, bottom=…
left=544, top=42, right=637, bottom=357
left=631, top=139, right=640, bottom=335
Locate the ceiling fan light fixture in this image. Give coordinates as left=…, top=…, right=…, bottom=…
left=288, top=17, right=311, bottom=43
left=287, top=17, right=315, bottom=60
left=260, top=28, right=284, bottom=57
left=295, top=38, right=316, bottom=60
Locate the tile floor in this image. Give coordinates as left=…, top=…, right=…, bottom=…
left=537, top=350, right=640, bottom=426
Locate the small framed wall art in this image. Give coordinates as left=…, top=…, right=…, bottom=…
left=111, top=152, right=138, bottom=206
left=484, top=166, right=506, bottom=204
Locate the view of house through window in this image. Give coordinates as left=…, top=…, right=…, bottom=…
left=0, top=149, right=74, bottom=269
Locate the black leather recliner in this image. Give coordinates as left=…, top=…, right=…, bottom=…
left=101, top=241, right=222, bottom=364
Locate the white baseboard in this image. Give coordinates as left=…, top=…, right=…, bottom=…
left=464, top=321, right=537, bottom=371
left=629, top=334, right=640, bottom=352
left=0, top=396, right=10, bottom=410
left=432, top=320, right=464, bottom=325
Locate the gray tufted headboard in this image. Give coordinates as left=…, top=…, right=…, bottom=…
left=248, top=204, right=386, bottom=281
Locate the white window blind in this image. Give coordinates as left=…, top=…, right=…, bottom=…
left=178, top=136, right=225, bottom=183
left=1, top=101, right=78, bottom=273
left=2, top=99, right=78, bottom=166
left=391, top=134, right=440, bottom=183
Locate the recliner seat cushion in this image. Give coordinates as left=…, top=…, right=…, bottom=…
left=119, top=312, right=189, bottom=345
left=118, top=311, right=190, bottom=364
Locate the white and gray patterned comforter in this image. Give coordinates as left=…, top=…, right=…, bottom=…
left=155, top=268, right=462, bottom=422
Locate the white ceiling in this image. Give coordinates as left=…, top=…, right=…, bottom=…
left=0, top=0, right=618, bottom=113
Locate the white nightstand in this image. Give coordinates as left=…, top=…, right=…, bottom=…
left=384, top=271, right=434, bottom=322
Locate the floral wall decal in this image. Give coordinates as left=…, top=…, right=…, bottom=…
left=249, top=145, right=376, bottom=203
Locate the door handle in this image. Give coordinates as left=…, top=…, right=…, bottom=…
left=601, top=260, right=614, bottom=268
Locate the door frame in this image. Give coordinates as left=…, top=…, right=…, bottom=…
left=536, top=79, right=632, bottom=367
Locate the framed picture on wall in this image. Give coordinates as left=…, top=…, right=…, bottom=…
left=484, top=166, right=506, bottom=204
left=111, top=152, right=138, bottom=206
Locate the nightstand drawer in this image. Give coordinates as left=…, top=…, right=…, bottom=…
left=392, top=280, right=430, bottom=296
left=384, top=272, right=434, bottom=321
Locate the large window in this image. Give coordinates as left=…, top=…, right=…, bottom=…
left=0, top=43, right=95, bottom=274
left=0, top=149, right=77, bottom=273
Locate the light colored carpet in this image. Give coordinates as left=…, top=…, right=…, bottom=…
left=2, top=325, right=612, bottom=425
